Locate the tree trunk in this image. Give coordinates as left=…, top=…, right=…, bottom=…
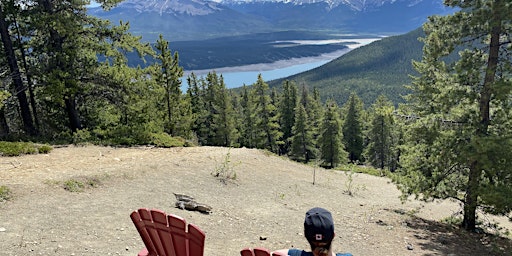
left=0, top=107, right=10, bottom=137
left=15, top=25, right=40, bottom=131
left=462, top=3, right=502, bottom=231
left=0, top=6, right=36, bottom=136
left=65, top=96, right=82, bottom=132
left=166, top=86, right=172, bottom=135
left=463, top=161, right=480, bottom=230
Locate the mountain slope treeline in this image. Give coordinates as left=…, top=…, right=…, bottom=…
left=269, top=27, right=425, bottom=106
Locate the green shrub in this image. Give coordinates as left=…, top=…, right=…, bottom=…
left=150, top=133, right=186, bottom=147
left=211, top=150, right=239, bottom=184
left=62, top=176, right=103, bottom=192
left=63, top=179, right=85, bottom=192
left=441, top=215, right=463, bottom=226
left=0, top=141, right=37, bottom=156
left=0, top=185, right=11, bottom=202
left=37, top=144, right=53, bottom=154
left=72, top=129, right=93, bottom=145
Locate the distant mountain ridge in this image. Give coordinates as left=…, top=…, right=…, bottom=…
left=222, top=0, right=435, bottom=11
left=111, top=0, right=224, bottom=15
left=89, top=0, right=452, bottom=41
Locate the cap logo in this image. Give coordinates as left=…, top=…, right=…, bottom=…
left=315, top=234, right=323, bottom=240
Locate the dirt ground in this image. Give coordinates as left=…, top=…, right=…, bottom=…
left=0, top=145, right=511, bottom=256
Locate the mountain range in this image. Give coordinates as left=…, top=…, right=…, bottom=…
left=89, top=0, right=452, bottom=42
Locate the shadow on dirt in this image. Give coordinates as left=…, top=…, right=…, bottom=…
left=393, top=209, right=512, bottom=256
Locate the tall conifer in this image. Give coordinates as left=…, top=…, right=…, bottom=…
left=278, top=80, right=298, bottom=154
left=290, top=104, right=316, bottom=162
left=239, top=85, right=257, bottom=148
left=208, top=73, right=238, bottom=147
left=319, top=100, right=347, bottom=168
left=251, top=74, right=282, bottom=153
left=342, top=93, right=364, bottom=163
left=154, top=34, right=183, bottom=136
left=395, top=0, right=512, bottom=231
left=364, top=95, right=397, bottom=171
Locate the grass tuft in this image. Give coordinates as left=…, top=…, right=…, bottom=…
left=62, top=176, right=103, bottom=192
left=0, top=185, right=12, bottom=202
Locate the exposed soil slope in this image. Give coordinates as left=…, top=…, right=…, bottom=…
left=0, top=146, right=511, bottom=256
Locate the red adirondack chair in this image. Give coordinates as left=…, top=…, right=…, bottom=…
left=240, top=247, right=287, bottom=256
left=130, top=208, right=205, bottom=256
left=240, top=247, right=271, bottom=256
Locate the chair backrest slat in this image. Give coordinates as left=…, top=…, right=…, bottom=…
left=131, top=208, right=206, bottom=256
left=240, top=247, right=271, bottom=256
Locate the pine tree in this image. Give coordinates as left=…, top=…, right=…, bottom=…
left=207, top=73, right=238, bottom=147
left=342, top=93, right=364, bottom=163
left=364, top=95, right=397, bottom=171
left=278, top=80, right=298, bottom=154
left=187, top=73, right=209, bottom=144
left=251, top=74, right=282, bottom=153
left=319, top=100, right=347, bottom=168
left=309, top=87, right=325, bottom=150
left=0, top=2, right=36, bottom=135
left=239, top=85, right=257, bottom=148
left=297, top=85, right=324, bottom=155
left=394, top=0, right=512, bottom=231
left=14, top=0, right=153, bottom=136
left=173, top=93, right=194, bottom=139
left=153, top=34, right=183, bottom=136
left=289, top=103, right=316, bottom=162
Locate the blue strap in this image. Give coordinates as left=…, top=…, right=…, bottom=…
left=287, top=249, right=310, bottom=256
left=287, top=249, right=352, bottom=256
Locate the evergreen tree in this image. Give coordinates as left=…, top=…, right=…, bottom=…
left=251, top=74, right=282, bottom=153
left=173, top=93, right=194, bottom=139
left=289, top=103, right=316, bottom=162
left=230, top=91, right=243, bottom=147
left=239, top=85, right=257, bottom=148
left=364, top=95, right=397, bottom=171
left=298, top=85, right=324, bottom=154
left=342, top=93, right=364, bottom=163
left=278, top=80, right=298, bottom=154
left=12, top=0, right=152, bottom=137
left=394, top=0, right=512, bottom=231
left=207, top=73, right=238, bottom=147
left=318, top=100, right=347, bottom=168
left=187, top=73, right=209, bottom=144
left=0, top=2, right=36, bottom=135
left=309, top=87, right=324, bottom=149
left=153, top=34, right=183, bottom=136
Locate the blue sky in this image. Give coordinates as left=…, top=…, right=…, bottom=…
left=88, top=1, right=100, bottom=7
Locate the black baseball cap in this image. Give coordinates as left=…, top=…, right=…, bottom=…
left=304, top=207, right=334, bottom=243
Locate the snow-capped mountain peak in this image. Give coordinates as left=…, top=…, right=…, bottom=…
left=116, top=0, right=224, bottom=15
left=219, top=0, right=428, bottom=11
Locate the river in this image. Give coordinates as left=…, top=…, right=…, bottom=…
left=181, top=37, right=381, bottom=90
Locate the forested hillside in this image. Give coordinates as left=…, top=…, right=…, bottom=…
left=269, top=27, right=425, bottom=106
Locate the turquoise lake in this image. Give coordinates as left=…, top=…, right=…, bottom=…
left=180, top=38, right=381, bottom=91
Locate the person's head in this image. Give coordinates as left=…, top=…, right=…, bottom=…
left=304, top=207, right=335, bottom=256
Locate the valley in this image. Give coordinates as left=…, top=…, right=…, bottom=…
left=181, top=37, right=382, bottom=89
left=88, top=0, right=454, bottom=105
